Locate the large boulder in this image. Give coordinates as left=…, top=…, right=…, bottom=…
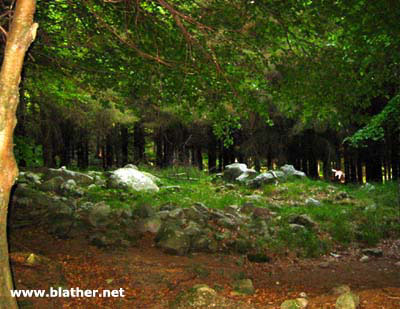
left=107, top=166, right=159, bottom=192
left=223, top=163, right=257, bottom=182
left=281, top=164, right=306, bottom=178
left=248, top=172, right=275, bottom=187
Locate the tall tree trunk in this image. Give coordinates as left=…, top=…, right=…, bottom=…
left=207, top=127, right=217, bottom=173
left=120, top=126, right=129, bottom=166
left=0, top=1, right=38, bottom=308
left=133, top=122, right=145, bottom=164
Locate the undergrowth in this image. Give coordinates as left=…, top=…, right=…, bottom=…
left=80, top=166, right=400, bottom=257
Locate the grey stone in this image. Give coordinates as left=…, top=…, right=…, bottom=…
left=137, top=216, right=162, bottom=233
left=107, top=167, right=159, bottom=192
left=217, top=217, right=236, bottom=229
left=183, top=221, right=202, bottom=237
left=223, top=163, right=249, bottom=181
left=361, top=248, right=383, bottom=257
left=193, top=202, right=210, bottom=214
left=88, top=202, right=112, bottom=227
left=281, top=164, right=306, bottom=178
left=24, top=172, right=42, bottom=185
left=248, top=172, right=275, bottom=187
left=183, top=206, right=206, bottom=222
left=306, top=197, right=321, bottom=207
left=168, top=208, right=185, bottom=219
left=236, top=169, right=258, bottom=182
left=40, top=176, right=65, bottom=192
left=156, top=228, right=191, bottom=256
left=44, top=167, right=93, bottom=185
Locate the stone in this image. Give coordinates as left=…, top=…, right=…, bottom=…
left=289, top=214, right=318, bottom=229
left=183, top=221, right=202, bottom=237
left=134, top=203, right=156, bottom=218
left=137, top=216, right=162, bottom=234
left=335, top=191, right=350, bottom=200
left=217, top=217, right=236, bottom=229
left=306, top=197, right=321, bottom=207
left=193, top=202, right=209, bottom=214
left=233, top=279, right=255, bottom=295
left=161, top=185, right=181, bottom=192
left=40, top=176, right=65, bottom=192
left=362, top=182, right=375, bottom=192
left=23, top=172, right=42, bottom=185
left=236, top=169, right=258, bottom=183
left=88, top=202, right=112, bottom=227
left=44, top=166, right=93, bottom=185
left=168, top=208, right=185, bottom=219
left=281, top=164, right=306, bottom=178
left=223, top=163, right=249, bottom=181
left=361, top=248, right=383, bottom=257
left=225, top=204, right=240, bottom=215
left=156, top=224, right=191, bottom=255
left=359, top=255, right=369, bottom=263
left=281, top=298, right=308, bottom=309
left=183, top=206, right=206, bottom=222
left=160, top=203, right=179, bottom=211
left=60, top=179, right=84, bottom=197
left=141, top=171, right=161, bottom=184
left=172, top=284, right=255, bottom=309
left=191, top=235, right=211, bottom=252
left=289, top=224, right=306, bottom=232
left=107, top=167, right=159, bottom=192
left=248, top=172, right=275, bottom=187
left=244, top=194, right=264, bottom=203
left=157, top=230, right=191, bottom=255
left=335, top=292, right=360, bottom=309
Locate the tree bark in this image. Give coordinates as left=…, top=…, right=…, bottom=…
left=0, top=1, right=37, bottom=308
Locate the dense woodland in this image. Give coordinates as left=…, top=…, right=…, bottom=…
left=1, top=1, right=399, bottom=183
left=1, top=1, right=400, bottom=308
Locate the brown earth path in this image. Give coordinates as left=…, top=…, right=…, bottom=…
left=8, top=228, right=400, bottom=308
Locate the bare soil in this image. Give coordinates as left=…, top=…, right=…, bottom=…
left=9, top=228, right=400, bottom=308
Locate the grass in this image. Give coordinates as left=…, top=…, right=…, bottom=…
left=79, top=166, right=400, bottom=256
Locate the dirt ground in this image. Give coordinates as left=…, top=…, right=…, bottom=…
left=8, top=227, right=400, bottom=308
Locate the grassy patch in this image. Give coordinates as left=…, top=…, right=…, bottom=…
left=80, top=166, right=399, bottom=256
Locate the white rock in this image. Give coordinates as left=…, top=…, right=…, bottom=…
left=108, top=167, right=159, bottom=192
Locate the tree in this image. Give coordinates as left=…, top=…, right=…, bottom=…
left=0, top=1, right=37, bottom=308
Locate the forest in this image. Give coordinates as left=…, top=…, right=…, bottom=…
left=0, top=0, right=399, bottom=308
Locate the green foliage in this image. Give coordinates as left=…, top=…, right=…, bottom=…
left=14, top=136, right=43, bottom=167
left=345, top=95, right=400, bottom=147
left=275, top=224, right=330, bottom=258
